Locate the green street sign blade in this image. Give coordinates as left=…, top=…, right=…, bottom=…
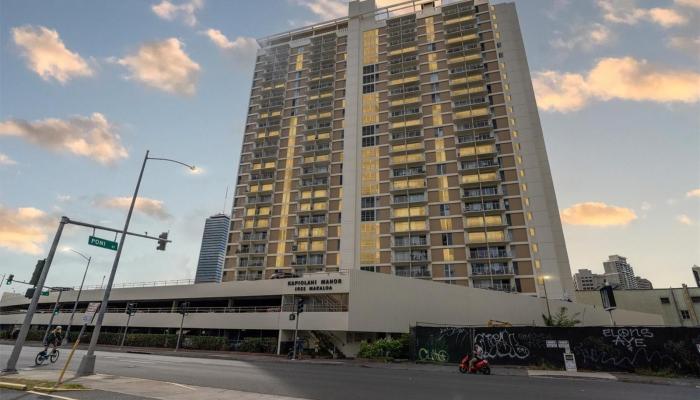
left=41, top=290, right=49, bottom=296
left=88, top=235, right=118, bottom=251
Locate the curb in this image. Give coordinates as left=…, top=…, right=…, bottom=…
left=0, top=381, right=27, bottom=390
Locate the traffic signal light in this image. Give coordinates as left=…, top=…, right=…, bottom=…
left=29, top=259, right=46, bottom=286
left=296, top=298, right=304, bottom=314
left=156, top=232, right=168, bottom=251
left=178, top=301, right=189, bottom=315
left=52, top=305, right=60, bottom=316
left=6, top=274, right=14, bottom=285
left=25, top=287, right=36, bottom=299
left=125, top=303, right=137, bottom=315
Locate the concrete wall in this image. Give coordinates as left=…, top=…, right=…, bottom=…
left=576, top=287, right=700, bottom=327
left=348, top=270, right=663, bottom=332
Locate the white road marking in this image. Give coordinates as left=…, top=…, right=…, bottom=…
left=27, top=391, right=78, bottom=400
left=165, top=381, right=196, bottom=390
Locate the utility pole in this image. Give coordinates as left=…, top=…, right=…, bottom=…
left=3, top=217, right=67, bottom=374
left=64, top=252, right=91, bottom=345
left=42, top=289, right=66, bottom=345
left=76, top=151, right=148, bottom=376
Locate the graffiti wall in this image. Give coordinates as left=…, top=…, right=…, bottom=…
left=413, top=326, right=700, bottom=375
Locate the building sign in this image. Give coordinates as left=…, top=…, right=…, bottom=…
left=287, top=278, right=343, bottom=292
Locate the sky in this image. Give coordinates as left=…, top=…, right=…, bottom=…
left=1, top=0, right=699, bottom=297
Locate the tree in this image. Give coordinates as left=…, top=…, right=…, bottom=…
left=543, top=307, right=581, bottom=327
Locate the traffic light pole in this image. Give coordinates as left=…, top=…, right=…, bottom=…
left=120, top=312, right=133, bottom=349
left=3, top=217, right=67, bottom=374
left=175, top=312, right=186, bottom=352
left=291, top=310, right=301, bottom=360
left=42, top=289, right=66, bottom=345
left=76, top=151, right=149, bottom=376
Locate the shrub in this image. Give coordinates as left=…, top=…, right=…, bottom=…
left=357, top=336, right=408, bottom=360
left=236, top=337, right=277, bottom=353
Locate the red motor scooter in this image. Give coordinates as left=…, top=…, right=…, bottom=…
left=459, top=355, right=491, bottom=375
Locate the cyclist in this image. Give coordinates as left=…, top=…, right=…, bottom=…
left=43, top=326, right=63, bottom=354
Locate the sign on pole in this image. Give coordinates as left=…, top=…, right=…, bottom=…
left=83, top=302, right=101, bottom=324
left=600, top=285, right=617, bottom=311
left=88, top=236, right=118, bottom=251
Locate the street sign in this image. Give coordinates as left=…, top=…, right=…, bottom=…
left=83, top=302, right=101, bottom=324
left=88, top=235, right=118, bottom=251
left=41, top=290, right=50, bottom=296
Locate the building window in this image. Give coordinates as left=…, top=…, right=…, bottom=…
left=361, top=210, right=376, bottom=221
left=435, top=127, right=444, bottom=137
left=680, top=310, right=691, bottom=320
left=361, top=266, right=377, bottom=272
left=439, top=204, right=449, bottom=216
left=362, top=125, right=378, bottom=147
left=691, top=296, right=700, bottom=303
left=441, top=233, right=453, bottom=246
left=428, top=43, right=437, bottom=52
left=431, top=93, right=441, bottom=103
left=436, top=163, right=447, bottom=175
left=361, top=196, right=376, bottom=209
left=444, top=264, right=455, bottom=278
left=660, top=297, right=670, bottom=304
left=430, top=73, right=439, bottom=83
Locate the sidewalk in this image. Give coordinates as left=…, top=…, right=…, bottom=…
left=2, top=369, right=310, bottom=400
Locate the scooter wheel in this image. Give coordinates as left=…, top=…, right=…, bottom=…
left=459, top=366, right=468, bottom=374
left=481, top=366, right=491, bottom=375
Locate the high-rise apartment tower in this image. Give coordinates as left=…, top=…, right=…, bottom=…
left=225, top=0, right=574, bottom=299
left=195, top=213, right=231, bottom=283
left=603, top=255, right=637, bottom=290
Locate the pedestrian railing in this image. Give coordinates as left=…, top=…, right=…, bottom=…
left=4, top=303, right=349, bottom=315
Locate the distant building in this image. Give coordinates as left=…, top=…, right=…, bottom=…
left=603, top=255, right=637, bottom=290
left=693, top=265, right=700, bottom=287
left=194, top=214, right=231, bottom=283
left=573, top=268, right=620, bottom=291
left=635, top=276, right=653, bottom=290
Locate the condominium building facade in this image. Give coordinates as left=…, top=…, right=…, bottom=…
left=603, top=255, right=637, bottom=290
left=573, top=268, right=620, bottom=291
left=225, top=0, right=574, bottom=299
left=194, top=213, right=231, bottom=283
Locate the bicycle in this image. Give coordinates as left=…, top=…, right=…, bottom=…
left=35, top=348, right=59, bottom=366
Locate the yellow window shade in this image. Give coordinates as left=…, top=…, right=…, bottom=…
left=443, top=249, right=455, bottom=261
left=439, top=218, right=452, bottom=230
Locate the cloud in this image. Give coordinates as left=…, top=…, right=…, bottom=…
left=533, top=57, right=700, bottom=112
left=0, top=205, right=55, bottom=254
left=152, top=0, right=204, bottom=26
left=202, top=29, right=257, bottom=53
left=597, top=0, right=688, bottom=27
left=550, top=23, right=612, bottom=51
left=11, top=25, right=93, bottom=83
left=676, top=214, right=694, bottom=225
left=292, top=0, right=346, bottom=20
left=561, top=202, right=638, bottom=227
left=116, top=38, right=200, bottom=95
left=640, top=201, right=652, bottom=211
left=0, top=113, right=128, bottom=164
left=669, top=36, right=700, bottom=57
left=687, top=188, right=700, bottom=198
left=94, top=196, right=172, bottom=220
left=675, top=0, right=700, bottom=8
left=0, top=153, right=17, bottom=166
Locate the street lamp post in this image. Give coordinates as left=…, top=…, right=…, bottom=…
left=76, top=150, right=195, bottom=376
left=540, top=275, right=552, bottom=323
left=63, top=249, right=92, bottom=345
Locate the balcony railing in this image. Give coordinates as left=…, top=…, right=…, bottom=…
left=469, top=249, right=511, bottom=259
left=471, top=265, right=515, bottom=276
left=395, top=269, right=431, bottom=278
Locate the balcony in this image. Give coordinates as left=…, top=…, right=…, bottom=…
left=297, top=215, right=327, bottom=225
left=393, top=250, right=429, bottom=263
left=472, top=280, right=514, bottom=292
left=460, top=159, right=500, bottom=172
left=391, top=179, right=426, bottom=192
left=463, top=187, right=502, bottom=199
left=390, top=153, right=425, bottom=165
left=247, top=195, right=272, bottom=205
left=395, top=267, right=431, bottom=278
left=463, top=201, right=504, bottom=215
left=241, top=232, right=268, bottom=241
left=458, top=144, right=497, bottom=159
left=457, top=132, right=495, bottom=144
left=392, top=166, right=425, bottom=178
left=468, top=248, right=511, bottom=260
left=471, top=264, right=515, bottom=276
left=300, top=178, right=329, bottom=188
left=460, top=172, right=501, bottom=187
left=393, top=236, right=428, bottom=247
left=390, top=129, right=422, bottom=141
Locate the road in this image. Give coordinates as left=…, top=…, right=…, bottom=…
left=2, top=344, right=697, bottom=400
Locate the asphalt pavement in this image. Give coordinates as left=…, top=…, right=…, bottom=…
left=1, top=344, right=698, bottom=400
